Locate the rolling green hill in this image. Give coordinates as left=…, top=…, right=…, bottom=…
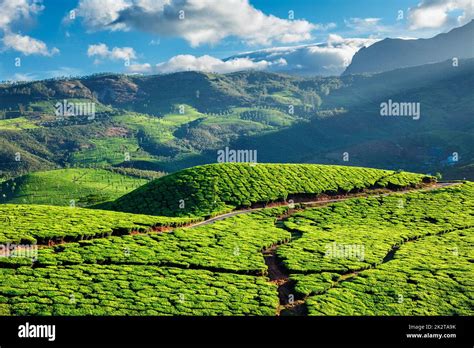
left=0, top=168, right=157, bottom=207
left=0, top=204, right=199, bottom=246
left=0, top=181, right=471, bottom=316
left=103, top=163, right=433, bottom=217
left=0, top=59, right=472, bottom=179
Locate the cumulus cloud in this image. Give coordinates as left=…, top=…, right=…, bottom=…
left=2, top=31, right=59, bottom=56
left=72, top=0, right=322, bottom=46
left=70, top=0, right=130, bottom=31
left=0, top=0, right=59, bottom=56
left=154, top=55, right=283, bottom=74
left=132, top=35, right=376, bottom=76
left=408, top=0, right=474, bottom=30
left=127, top=63, right=152, bottom=73
left=227, top=35, right=379, bottom=76
left=0, top=0, right=43, bottom=30
left=87, top=43, right=137, bottom=62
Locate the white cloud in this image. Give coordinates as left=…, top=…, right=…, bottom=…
left=0, top=0, right=44, bottom=30
left=72, top=0, right=130, bottom=31
left=408, top=0, right=474, bottom=30
left=73, top=0, right=325, bottom=47
left=0, top=0, right=59, bottom=56
left=87, top=43, right=108, bottom=57
left=227, top=35, right=379, bottom=76
left=144, top=35, right=376, bottom=76
left=87, top=43, right=137, bottom=62
left=154, top=55, right=281, bottom=74
left=2, top=32, right=59, bottom=56
left=127, top=63, right=152, bottom=73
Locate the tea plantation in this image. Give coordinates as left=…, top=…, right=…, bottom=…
left=34, top=209, right=290, bottom=274
left=0, top=164, right=471, bottom=316
left=0, top=266, right=278, bottom=316
left=0, top=168, right=152, bottom=207
left=283, top=183, right=474, bottom=315
left=278, top=183, right=474, bottom=272
left=0, top=204, right=200, bottom=245
left=104, top=163, right=432, bottom=217
left=298, top=227, right=473, bottom=315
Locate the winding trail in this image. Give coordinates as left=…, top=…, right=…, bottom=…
left=256, top=182, right=459, bottom=315
left=36, top=182, right=458, bottom=246
left=186, top=182, right=458, bottom=229
left=262, top=220, right=307, bottom=316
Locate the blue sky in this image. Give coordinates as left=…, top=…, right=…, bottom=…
left=0, top=0, right=472, bottom=80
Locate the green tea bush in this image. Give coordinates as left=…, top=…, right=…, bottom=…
left=280, top=183, right=474, bottom=315
left=304, top=229, right=473, bottom=315
left=0, top=168, right=149, bottom=207
left=278, top=183, right=474, bottom=273
left=0, top=265, right=279, bottom=316
left=34, top=210, right=290, bottom=274
left=0, top=204, right=200, bottom=244
left=106, top=163, right=431, bottom=217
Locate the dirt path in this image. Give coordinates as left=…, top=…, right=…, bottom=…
left=263, top=244, right=307, bottom=316
left=262, top=220, right=308, bottom=316
left=187, top=182, right=459, bottom=229
left=256, top=182, right=459, bottom=316
left=38, top=181, right=459, bottom=246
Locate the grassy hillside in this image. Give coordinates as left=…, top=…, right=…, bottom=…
left=282, top=182, right=474, bottom=315
left=232, top=59, right=474, bottom=177
left=0, top=182, right=471, bottom=316
left=104, top=163, right=433, bottom=217
left=0, top=60, right=472, bottom=178
left=0, top=204, right=200, bottom=245
left=0, top=168, right=157, bottom=207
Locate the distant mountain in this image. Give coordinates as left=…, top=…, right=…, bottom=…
left=231, top=58, right=474, bottom=178
left=0, top=71, right=308, bottom=115
left=343, top=20, right=474, bottom=75
left=0, top=59, right=472, bottom=180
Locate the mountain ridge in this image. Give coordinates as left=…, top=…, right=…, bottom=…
left=0, top=58, right=472, bottom=179
left=343, top=20, right=474, bottom=75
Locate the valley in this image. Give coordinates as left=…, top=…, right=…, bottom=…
left=1, top=57, right=473, bottom=181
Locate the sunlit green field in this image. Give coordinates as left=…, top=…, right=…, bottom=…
left=0, top=168, right=149, bottom=206
left=0, top=164, right=471, bottom=316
